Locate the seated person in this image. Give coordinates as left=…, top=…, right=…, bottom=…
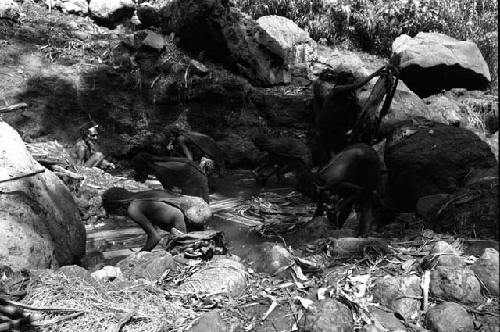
left=70, top=123, right=114, bottom=169
left=102, top=187, right=188, bottom=252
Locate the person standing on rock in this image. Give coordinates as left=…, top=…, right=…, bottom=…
left=70, top=122, right=114, bottom=169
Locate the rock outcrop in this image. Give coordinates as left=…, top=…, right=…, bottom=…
left=384, top=117, right=498, bottom=210
left=0, top=122, right=86, bottom=271
left=159, top=0, right=298, bottom=86
left=89, top=0, right=135, bottom=28
left=0, top=0, right=20, bottom=21
left=391, top=32, right=491, bottom=97
left=256, top=15, right=317, bottom=67
left=54, top=0, right=89, bottom=15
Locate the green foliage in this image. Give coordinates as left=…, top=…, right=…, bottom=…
left=234, top=0, right=498, bottom=89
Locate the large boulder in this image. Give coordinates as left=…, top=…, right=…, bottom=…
left=0, top=122, right=86, bottom=271
left=311, top=46, right=369, bottom=81
left=89, top=0, right=135, bottom=28
left=423, top=88, right=498, bottom=132
left=54, top=0, right=89, bottom=15
left=137, top=0, right=173, bottom=28
left=371, top=275, right=422, bottom=320
left=426, top=177, right=499, bottom=239
left=424, top=302, right=474, bottom=332
left=117, top=251, right=175, bottom=281
left=360, top=80, right=431, bottom=130
left=250, top=86, right=313, bottom=129
left=256, top=15, right=317, bottom=67
left=391, top=32, right=491, bottom=97
left=159, top=0, right=291, bottom=86
left=384, top=117, right=498, bottom=210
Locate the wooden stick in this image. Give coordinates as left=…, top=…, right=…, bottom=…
left=0, top=103, right=28, bottom=113
left=32, top=312, right=84, bottom=326
left=5, top=300, right=86, bottom=313
left=0, top=169, right=46, bottom=184
left=421, top=270, right=430, bottom=312
left=112, top=309, right=137, bottom=332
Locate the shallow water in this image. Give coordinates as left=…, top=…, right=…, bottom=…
left=84, top=170, right=301, bottom=268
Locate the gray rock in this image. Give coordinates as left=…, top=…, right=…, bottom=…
left=430, top=266, right=483, bottom=304
left=475, top=314, right=500, bottom=332
left=240, top=302, right=300, bottom=332
left=329, top=238, right=389, bottom=259
left=244, top=242, right=294, bottom=276
left=159, top=0, right=291, bottom=86
left=137, top=29, right=166, bottom=51
left=367, top=305, right=406, bottom=331
left=424, top=241, right=466, bottom=268
left=421, top=94, right=463, bottom=124
left=416, top=194, right=449, bottom=220
left=0, top=122, right=86, bottom=271
left=117, top=251, right=175, bottom=281
left=471, top=248, right=499, bottom=296
left=424, top=302, right=474, bottom=332
left=384, top=117, right=498, bottom=210
left=299, top=298, right=354, bottom=332
left=371, top=275, right=421, bottom=320
left=89, top=0, right=135, bottom=28
left=371, top=80, right=430, bottom=131
left=0, top=0, right=20, bottom=21
left=187, top=311, right=229, bottom=332
left=312, top=46, right=369, bottom=81
left=359, top=325, right=384, bottom=332
left=256, top=15, right=317, bottom=66
left=72, top=30, right=90, bottom=41
left=422, top=89, right=498, bottom=132
left=55, top=0, right=88, bottom=15
left=57, top=265, right=92, bottom=282
left=178, top=257, right=247, bottom=297
left=391, top=32, right=491, bottom=97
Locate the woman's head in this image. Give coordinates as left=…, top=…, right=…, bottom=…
left=335, top=72, right=356, bottom=85
left=102, top=187, right=134, bottom=216
left=251, top=131, right=270, bottom=151
left=79, top=121, right=99, bottom=141
left=131, top=152, right=153, bottom=183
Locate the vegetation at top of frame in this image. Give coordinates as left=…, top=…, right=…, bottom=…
left=234, top=0, right=498, bottom=89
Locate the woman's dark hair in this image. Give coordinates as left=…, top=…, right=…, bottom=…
left=164, top=125, right=184, bottom=143
left=79, top=121, right=99, bottom=137
left=102, top=187, right=134, bottom=215
left=335, top=72, right=356, bottom=85
left=131, top=152, right=153, bottom=182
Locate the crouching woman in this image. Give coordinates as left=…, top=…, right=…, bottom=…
left=102, top=188, right=189, bottom=252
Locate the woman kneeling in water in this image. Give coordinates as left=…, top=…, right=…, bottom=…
left=102, top=188, right=187, bottom=252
